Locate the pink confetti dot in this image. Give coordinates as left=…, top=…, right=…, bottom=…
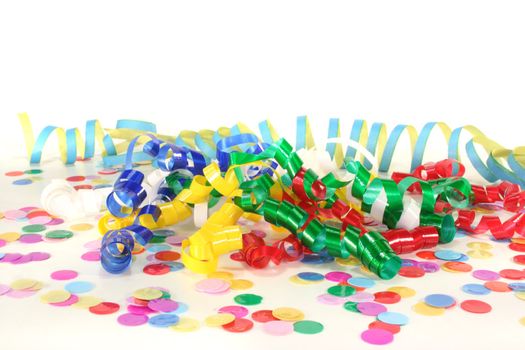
left=3, top=209, right=27, bottom=220
left=357, top=302, right=388, bottom=316
left=51, top=270, right=79, bottom=280
left=325, top=271, right=352, bottom=282
left=28, top=216, right=52, bottom=225
left=50, top=294, right=79, bottom=307
left=19, top=234, right=43, bottom=244
left=263, top=320, right=294, bottom=336
left=361, top=328, right=394, bottom=345
left=127, top=304, right=157, bottom=315
left=81, top=251, right=101, bottom=261
left=219, top=305, right=249, bottom=318
left=5, top=289, right=37, bottom=299
left=28, top=252, right=51, bottom=261
left=0, top=284, right=11, bottom=295
left=317, top=293, right=347, bottom=305
left=148, top=298, right=179, bottom=313
left=195, top=278, right=231, bottom=294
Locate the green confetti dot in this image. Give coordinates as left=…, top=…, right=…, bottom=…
left=327, top=285, right=355, bottom=297
left=233, top=293, right=262, bottom=306
left=45, top=230, right=74, bottom=239
left=22, top=224, right=46, bottom=233
left=150, top=236, right=166, bottom=244
left=293, top=320, right=324, bottom=334
left=24, top=169, right=43, bottom=175
left=343, top=301, right=360, bottom=313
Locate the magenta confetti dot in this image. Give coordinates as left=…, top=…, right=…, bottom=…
left=50, top=294, right=79, bottom=307
left=127, top=304, right=157, bottom=315
left=0, top=284, right=11, bottom=295
left=5, top=289, right=37, bottom=298
left=218, top=305, right=249, bottom=318
left=81, top=251, right=101, bottom=261
left=0, top=253, right=23, bottom=263
left=263, top=320, right=294, bottom=336
left=19, top=206, right=38, bottom=212
left=361, top=328, right=394, bottom=345
left=28, top=252, right=51, bottom=261
left=472, top=269, right=500, bottom=281
left=0, top=239, right=6, bottom=247
left=19, top=234, right=43, bottom=244
left=325, top=271, right=352, bottom=282
left=47, top=218, right=64, bottom=225
left=356, top=302, right=388, bottom=316
left=417, top=261, right=440, bottom=273
left=11, top=255, right=32, bottom=264
left=51, top=270, right=79, bottom=281
left=118, top=313, right=149, bottom=326
left=148, top=298, right=179, bottom=313
left=317, top=293, right=347, bottom=305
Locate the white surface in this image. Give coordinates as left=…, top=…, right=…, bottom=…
left=1, top=1, right=525, bottom=349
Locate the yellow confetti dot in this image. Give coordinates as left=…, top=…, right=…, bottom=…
left=230, top=279, right=254, bottom=290
left=511, top=238, right=525, bottom=245
left=441, top=265, right=460, bottom=273
left=466, top=242, right=493, bottom=250
left=519, top=317, right=525, bottom=326
left=133, top=288, right=163, bottom=300
left=207, top=271, right=234, bottom=280
left=272, top=307, right=305, bottom=321
left=40, top=290, right=71, bottom=304
left=515, top=292, right=525, bottom=301
left=387, top=286, right=416, bottom=298
left=74, top=296, right=103, bottom=309
left=29, top=282, right=44, bottom=291
left=335, top=256, right=360, bottom=266
left=0, top=212, right=4, bottom=219
left=466, top=250, right=493, bottom=259
left=413, top=302, right=445, bottom=316
left=205, top=313, right=235, bottom=327
left=91, top=179, right=111, bottom=185
left=171, top=317, right=200, bottom=332
left=10, top=279, right=39, bottom=290
left=0, top=232, right=21, bottom=242
left=70, top=223, right=94, bottom=231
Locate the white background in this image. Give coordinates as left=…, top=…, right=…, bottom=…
left=0, top=0, right=524, bottom=160
left=1, top=1, right=525, bottom=350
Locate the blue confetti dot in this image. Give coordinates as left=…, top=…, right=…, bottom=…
left=424, top=294, right=456, bottom=308
left=377, top=311, right=409, bottom=325
left=149, top=314, right=180, bottom=327
left=297, top=272, right=325, bottom=281
left=171, top=302, right=188, bottom=314
left=455, top=230, right=468, bottom=238
left=13, top=179, right=33, bottom=185
left=435, top=250, right=463, bottom=261
left=146, top=244, right=173, bottom=252
left=462, top=283, right=491, bottom=295
left=401, top=259, right=417, bottom=267
left=166, top=262, right=185, bottom=272
left=301, top=254, right=325, bottom=264
left=65, top=281, right=94, bottom=294
left=508, top=282, right=525, bottom=292
left=0, top=253, right=5, bottom=260
left=347, top=277, right=376, bottom=288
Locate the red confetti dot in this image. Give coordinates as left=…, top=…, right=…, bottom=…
left=368, top=320, right=401, bottom=334
left=373, top=291, right=401, bottom=304
left=89, top=302, right=120, bottom=315
left=460, top=300, right=492, bottom=314
left=251, top=310, right=279, bottom=323
left=499, top=269, right=525, bottom=280
left=154, top=251, right=181, bottom=261
left=26, top=210, right=51, bottom=219
left=74, top=184, right=93, bottom=190
left=66, top=176, right=86, bottom=182
left=398, top=266, right=425, bottom=278
left=222, top=318, right=254, bottom=332
left=416, top=251, right=436, bottom=260
left=513, top=255, right=525, bottom=265
left=132, top=297, right=150, bottom=306
left=484, top=281, right=511, bottom=292
left=143, top=263, right=171, bottom=275
left=509, top=243, right=525, bottom=252
left=5, top=171, right=24, bottom=177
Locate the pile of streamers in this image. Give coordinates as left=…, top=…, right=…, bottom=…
left=20, top=113, right=525, bottom=280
